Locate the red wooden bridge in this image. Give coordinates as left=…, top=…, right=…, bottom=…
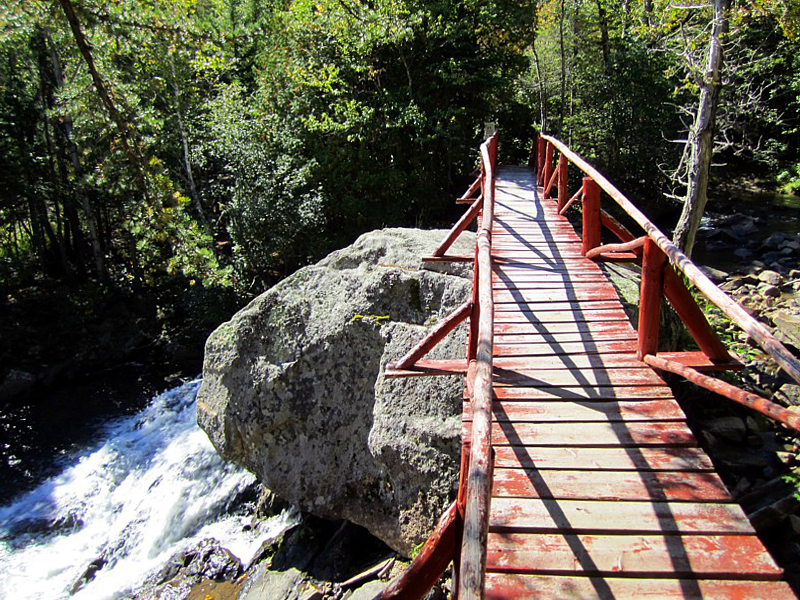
left=378, top=133, right=800, bottom=600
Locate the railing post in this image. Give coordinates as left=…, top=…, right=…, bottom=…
left=454, top=438, right=472, bottom=594
left=487, top=134, right=498, bottom=171
left=543, top=142, right=555, bottom=199
left=556, top=154, right=568, bottom=213
left=638, top=238, right=667, bottom=359
left=468, top=245, right=480, bottom=361
left=536, top=136, right=546, bottom=181
left=581, top=177, right=601, bottom=255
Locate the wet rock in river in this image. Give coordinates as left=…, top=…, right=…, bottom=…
left=705, top=416, right=748, bottom=443
left=759, top=270, right=783, bottom=286
left=761, top=232, right=788, bottom=250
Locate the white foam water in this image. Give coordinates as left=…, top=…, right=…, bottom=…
left=0, top=379, right=297, bottom=600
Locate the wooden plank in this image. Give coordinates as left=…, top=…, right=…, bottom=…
left=484, top=573, right=795, bottom=600
left=492, top=367, right=667, bottom=388
left=490, top=385, right=674, bottom=400
left=494, top=250, right=600, bottom=260
left=493, top=288, right=622, bottom=304
left=489, top=386, right=673, bottom=400
left=492, top=242, right=585, bottom=250
left=493, top=311, right=631, bottom=324
left=462, top=421, right=697, bottom=447
left=495, top=332, right=637, bottom=346
left=485, top=533, right=784, bottom=579
left=490, top=469, right=730, bottom=502
left=493, top=340, right=638, bottom=356
left=492, top=353, right=647, bottom=371
left=494, top=321, right=636, bottom=336
left=492, top=275, right=610, bottom=286
left=490, top=445, right=715, bottom=472
left=474, top=399, right=686, bottom=422
left=493, top=264, right=605, bottom=276
left=492, top=234, right=576, bottom=241
left=493, top=279, right=613, bottom=290
left=490, top=497, right=749, bottom=533
left=494, top=301, right=625, bottom=313
left=655, top=351, right=743, bottom=372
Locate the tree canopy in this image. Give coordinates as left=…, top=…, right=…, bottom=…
left=1, top=0, right=798, bottom=341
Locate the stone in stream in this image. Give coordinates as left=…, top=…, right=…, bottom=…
left=197, top=228, right=473, bottom=555
left=705, top=416, right=747, bottom=443
left=761, top=232, right=787, bottom=250
left=758, top=270, right=783, bottom=286
left=773, top=311, right=800, bottom=349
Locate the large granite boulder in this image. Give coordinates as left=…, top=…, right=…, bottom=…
left=197, top=228, right=475, bottom=555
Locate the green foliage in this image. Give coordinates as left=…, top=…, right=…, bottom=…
left=197, top=83, right=325, bottom=282
left=778, top=163, right=800, bottom=195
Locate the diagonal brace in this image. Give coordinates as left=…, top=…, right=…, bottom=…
left=431, top=198, right=483, bottom=258
left=388, top=300, right=472, bottom=371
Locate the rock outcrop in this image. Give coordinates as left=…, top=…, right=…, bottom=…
left=197, top=228, right=475, bottom=555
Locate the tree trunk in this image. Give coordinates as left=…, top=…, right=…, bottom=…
left=36, top=29, right=74, bottom=278
left=643, top=0, right=653, bottom=27
left=531, top=37, right=547, bottom=132
left=558, top=0, right=567, bottom=131
left=673, top=0, right=730, bottom=257
left=44, top=27, right=107, bottom=279
left=57, top=0, right=150, bottom=202
left=595, top=0, right=611, bottom=72
left=168, top=55, right=205, bottom=222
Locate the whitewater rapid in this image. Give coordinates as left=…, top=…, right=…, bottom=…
left=0, top=379, right=297, bottom=600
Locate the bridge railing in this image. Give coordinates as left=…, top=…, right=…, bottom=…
left=458, top=134, right=496, bottom=600
left=376, top=133, right=498, bottom=600
left=535, top=132, right=800, bottom=432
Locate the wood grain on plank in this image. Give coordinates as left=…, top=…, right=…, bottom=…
left=490, top=469, right=730, bottom=502
left=461, top=421, right=698, bottom=447
left=484, top=573, right=795, bottom=600
left=485, top=533, right=783, bottom=579
left=490, top=445, right=715, bottom=472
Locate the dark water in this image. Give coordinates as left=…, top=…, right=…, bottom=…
left=0, top=364, right=185, bottom=505
left=693, top=189, right=800, bottom=273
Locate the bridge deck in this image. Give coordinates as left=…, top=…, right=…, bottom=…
left=463, top=166, right=793, bottom=599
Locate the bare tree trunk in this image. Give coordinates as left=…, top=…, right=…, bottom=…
left=36, top=29, right=75, bottom=278
left=558, top=0, right=566, bottom=131
left=57, top=0, right=150, bottom=202
left=532, top=38, right=547, bottom=132
left=673, top=0, right=730, bottom=257
left=168, top=55, right=205, bottom=222
left=595, top=0, right=611, bottom=72
left=44, top=28, right=107, bottom=279
left=643, top=0, right=654, bottom=27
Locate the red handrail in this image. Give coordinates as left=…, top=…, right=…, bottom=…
left=458, top=134, right=497, bottom=600
left=536, top=131, right=800, bottom=431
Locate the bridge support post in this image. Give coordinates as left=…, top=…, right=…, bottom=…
left=581, top=178, right=601, bottom=255
left=557, top=154, right=568, bottom=212
left=638, top=238, right=667, bottom=359
left=543, top=143, right=555, bottom=199
left=536, top=137, right=546, bottom=181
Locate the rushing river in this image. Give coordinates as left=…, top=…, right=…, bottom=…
left=0, top=379, right=296, bottom=600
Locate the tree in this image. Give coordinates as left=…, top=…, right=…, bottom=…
left=672, top=0, right=730, bottom=256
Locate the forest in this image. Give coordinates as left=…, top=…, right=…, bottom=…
left=1, top=0, right=799, bottom=375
